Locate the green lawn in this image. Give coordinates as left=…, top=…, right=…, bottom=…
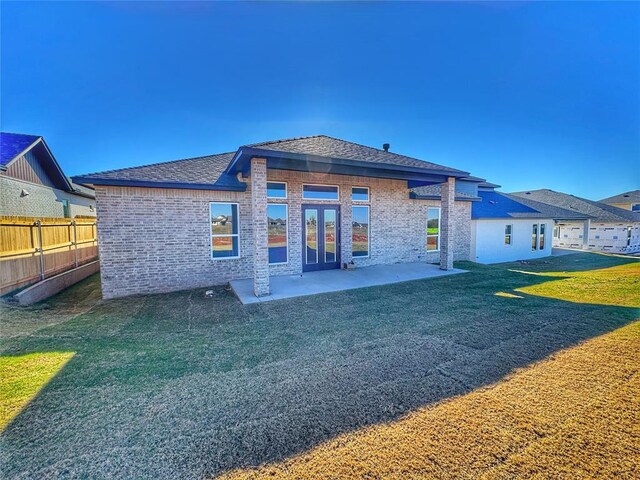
left=0, top=252, right=638, bottom=478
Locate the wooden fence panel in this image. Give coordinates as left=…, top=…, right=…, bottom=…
left=0, top=216, right=99, bottom=295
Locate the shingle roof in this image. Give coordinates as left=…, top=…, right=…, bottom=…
left=511, top=189, right=640, bottom=223
left=472, top=190, right=589, bottom=220
left=249, top=135, right=466, bottom=175
left=599, top=190, right=640, bottom=205
left=0, top=132, right=41, bottom=166
left=410, top=183, right=480, bottom=201
left=74, top=152, right=242, bottom=189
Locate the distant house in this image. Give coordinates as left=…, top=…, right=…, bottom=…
left=0, top=132, right=95, bottom=218
left=599, top=190, right=640, bottom=212
left=511, top=189, right=640, bottom=254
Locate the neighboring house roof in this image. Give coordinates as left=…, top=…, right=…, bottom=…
left=0, top=132, right=94, bottom=198
left=599, top=190, right=640, bottom=205
left=472, top=190, right=589, bottom=220
left=410, top=183, right=481, bottom=202
left=0, top=132, right=41, bottom=166
left=511, top=189, right=640, bottom=223
left=73, top=135, right=471, bottom=191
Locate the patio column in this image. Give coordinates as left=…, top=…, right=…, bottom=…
left=440, top=176, right=455, bottom=270
left=251, top=157, right=270, bottom=296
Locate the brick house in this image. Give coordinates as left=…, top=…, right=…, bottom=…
left=0, top=132, right=96, bottom=218
left=74, top=136, right=483, bottom=300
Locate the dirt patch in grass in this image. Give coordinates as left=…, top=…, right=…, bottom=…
left=219, top=321, right=640, bottom=479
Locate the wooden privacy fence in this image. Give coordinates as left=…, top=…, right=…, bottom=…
left=0, top=216, right=98, bottom=295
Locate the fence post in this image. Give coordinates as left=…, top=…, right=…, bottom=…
left=72, top=220, right=78, bottom=268
left=36, top=220, right=45, bottom=281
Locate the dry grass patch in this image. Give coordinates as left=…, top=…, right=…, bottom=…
left=219, top=321, right=640, bottom=480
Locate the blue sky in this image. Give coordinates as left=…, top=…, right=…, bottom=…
left=1, top=1, right=638, bottom=199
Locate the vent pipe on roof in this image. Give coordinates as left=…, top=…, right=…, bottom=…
left=382, top=143, right=390, bottom=152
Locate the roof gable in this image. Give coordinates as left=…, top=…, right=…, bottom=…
left=0, top=132, right=41, bottom=166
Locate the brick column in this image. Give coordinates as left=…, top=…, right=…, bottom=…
left=440, top=177, right=455, bottom=270
left=251, top=158, right=269, bottom=296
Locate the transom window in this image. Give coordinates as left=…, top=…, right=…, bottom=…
left=352, top=187, right=369, bottom=202
left=303, top=184, right=339, bottom=200
left=210, top=202, right=240, bottom=259
left=267, top=182, right=287, bottom=199
left=352, top=205, right=370, bottom=257
left=504, top=224, right=513, bottom=245
left=427, top=207, right=441, bottom=251
left=267, top=204, right=288, bottom=264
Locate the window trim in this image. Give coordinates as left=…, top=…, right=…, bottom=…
left=426, top=206, right=441, bottom=253
left=302, top=183, right=340, bottom=201
left=352, top=204, right=370, bottom=258
left=210, top=201, right=241, bottom=260
left=267, top=203, right=289, bottom=265
left=504, top=224, right=513, bottom=246
left=351, top=186, right=370, bottom=203
left=267, top=181, right=288, bottom=200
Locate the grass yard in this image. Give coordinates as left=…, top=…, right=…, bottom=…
left=0, top=252, right=638, bottom=478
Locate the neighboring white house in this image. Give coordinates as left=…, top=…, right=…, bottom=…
left=511, top=189, right=640, bottom=254
left=0, top=132, right=96, bottom=218
left=469, top=184, right=588, bottom=264
left=599, top=190, right=640, bottom=212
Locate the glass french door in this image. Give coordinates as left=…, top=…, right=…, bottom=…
left=302, top=205, right=340, bottom=272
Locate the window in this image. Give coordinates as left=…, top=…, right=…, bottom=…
left=352, top=205, right=370, bottom=257
left=427, top=207, right=441, bottom=251
left=539, top=223, right=546, bottom=250
left=352, top=187, right=369, bottom=202
left=632, top=204, right=640, bottom=212
left=628, top=227, right=632, bottom=246
left=303, top=184, right=339, bottom=200
left=267, top=182, right=287, bottom=199
left=267, top=204, right=288, bottom=264
left=325, top=209, right=337, bottom=262
left=210, top=202, right=240, bottom=259
left=531, top=224, right=538, bottom=251
left=61, top=200, right=70, bottom=218
left=504, top=224, right=513, bottom=245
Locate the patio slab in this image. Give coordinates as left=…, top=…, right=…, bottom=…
left=229, top=262, right=467, bottom=304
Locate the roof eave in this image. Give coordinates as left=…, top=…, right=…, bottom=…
left=71, top=176, right=247, bottom=192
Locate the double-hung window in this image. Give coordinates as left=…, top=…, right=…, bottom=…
left=505, top=225, right=513, bottom=245
left=267, top=204, right=288, bottom=264
left=427, top=207, right=441, bottom=251
left=210, top=202, right=240, bottom=259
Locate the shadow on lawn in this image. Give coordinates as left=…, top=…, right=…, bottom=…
left=1, top=253, right=638, bottom=478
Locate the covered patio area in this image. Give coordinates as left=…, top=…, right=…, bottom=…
left=229, top=262, right=467, bottom=304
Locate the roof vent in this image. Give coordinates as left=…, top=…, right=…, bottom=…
left=382, top=143, right=390, bottom=152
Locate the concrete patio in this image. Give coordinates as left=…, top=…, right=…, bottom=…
left=229, top=262, right=467, bottom=304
